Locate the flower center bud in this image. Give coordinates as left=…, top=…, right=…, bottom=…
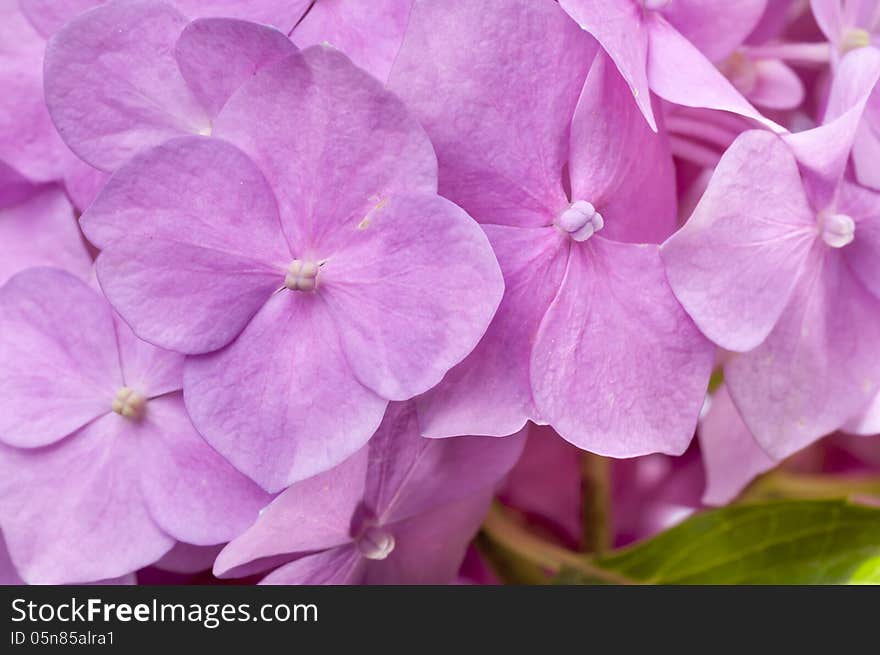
left=112, top=387, right=146, bottom=420
left=555, top=200, right=604, bottom=242
left=284, top=259, right=319, bottom=292
left=841, top=28, right=871, bottom=53
left=356, top=526, right=395, bottom=561
left=819, top=213, right=855, bottom=248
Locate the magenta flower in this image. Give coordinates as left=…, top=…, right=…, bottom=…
left=0, top=185, right=92, bottom=285
left=0, top=268, right=270, bottom=584
left=390, top=0, right=713, bottom=456
left=80, top=45, right=503, bottom=492
left=214, top=403, right=525, bottom=585
left=292, top=0, right=413, bottom=83
left=559, top=0, right=781, bottom=131
left=662, top=47, right=880, bottom=460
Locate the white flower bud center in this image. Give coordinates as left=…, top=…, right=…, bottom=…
left=356, top=526, right=395, bottom=561
left=284, top=259, right=319, bottom=292
left=820, top=213, right=856, bottom=249
left=555, top=200, right=604, bottom=242
left=842, top=28, right=871, bottom=53
left=112, top=387, right=146, bottom=420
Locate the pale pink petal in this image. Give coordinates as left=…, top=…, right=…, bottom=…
left=661, top=130, right=816, bottom=352
left=44, top=0, right=210, bottom=171
left=184, top=292, right=386, bottom=493
left=852, top=119, right=880, bottom=190
left=749, top=59, right=805, bottom=110
left=320, top=194, right=502, bottom=400
left=727, top=247, right=880, bottom=459
left=0, top=186, right=92, bottom=286
left=0, top=415, right=175, bottom=584
left=172, top=0, right=313, bottom=32
left=661, top=0, right=767, bottom=62
left=569, top=52, right=677, bottom=244
left=646, top=13, right=783, bottom=132
left=83, top=137, right=291, bottom=353
left=784, top=46, right=880, bottom=208
left=0, top=3, right=73, bottom=182
left=112, top=315, right=184, bottom=399
left=260, top=546, right=365, bottom=585
left=19, top=0, right=103, bottom=38
left=0, top=530, right=24, bottom=584
left=811, top=0, right=844, bottom=46
left=63, top=159, right=110, bottom=212
left=390, top=0, right=595, bottom=225
left=843, top=392, right=880, bottom=436
left=531, top=237, right=714, bottom=457
left=214, top=448, right=369, bottom=577
left=154, top=542, right=224, bottom=574
left=0, top=268, right=120, bottom=448
left=559, top=0, right=656, bottom=130
left=838, top=180, right=880, bottom=300
left=699, top=384, right=776, bottom=505
left=292, top=0, right=414, bottom=83
left=174, top=18, right=297, bottom=118
left=138, top=394, right=271, bottom=545
left=215, top=47, right=436, bottom=254
left=417, top=226, right=569, bottom=438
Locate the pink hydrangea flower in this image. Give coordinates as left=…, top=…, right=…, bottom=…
left=559, top=0, right=782, bottom=132
left=80, top=45, right=503, bottom=492
left=390, top=0, right=714, bottom=457
left=213, top=403, right=525, bottom=585
left=0, top=268, right=270, bottom=584
left=662, top=46, right=880, bottom=460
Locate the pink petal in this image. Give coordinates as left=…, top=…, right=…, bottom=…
left=843, top=392, right=880, bottom=436
left=0, top=2, right=73, bottom=182
left=112, top=315, right=184, bottom=399
left=838, top=180, right=880, bottom=300
left=661, top=130, right=816, bottom=352
left=0, top=530, right=24, bottom=584
left=364, top=403, right=526, bottom=525
left=184, top=292, right=386, bottom=492
left=569, top=52, right=677, bottom=244
left=214, top=46, right=436, bottom=254
left=531, top=237, right=714, bottom=457
left=390, top=0, right=595, bottom=225
left=172, top=0, right=313, bottom=32
left=320, top=193, right=503, bottom=400
left=0, top=268, right=120, bottom=448
left=726, top=247, right=880, bottom=459
left=0, top=415, right=175, bottom=584
left=260, top=546, right=364, bottom=585
left=138, top=394, right=271, bottom=545
left=811, top=0, right=844, bottom=46
left=63, top=159, right=110, bottom=212
left=174, top=18, right=297, bottom=118
left=154, top=542, right=224, bottom=574
left=0, top=185, right=92, bottom=286
left=749, top=59, right=805, bottom=110
left=417, top=226, right=569, bottom=438
left=661, top=0, right=767, bottom=62
left=699, top=384, right=776, bottom=505
left=559, top=0, right=656, bottom=130
left=44, top=0, right=210, bottom=171
left=783, top=47, right=880, bottom=208
left=19, top=0, right=102, bottom=38
left=214, top=448, right=369, bottom=578
left=292, top=0, right=414, bottom=83
left=646, top=13, right=783, bottom=133
left=83, top=137, right=291, bottom=354
left=363, top=491, right=494, bottom=585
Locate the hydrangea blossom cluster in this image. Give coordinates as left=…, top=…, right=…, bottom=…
left=0, top=0, right=878, bottom=585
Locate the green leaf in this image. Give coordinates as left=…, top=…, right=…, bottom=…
left=560, top=499, right=880, bottom=584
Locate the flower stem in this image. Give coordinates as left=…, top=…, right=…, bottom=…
left=581, top=453, right=612, bottom=556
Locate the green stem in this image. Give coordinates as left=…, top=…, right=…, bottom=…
left=740, top=471, right=880, bottom=502
left=581, top=453, right=612, bottom=555
left=481, top=503, right=633, bottom=585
